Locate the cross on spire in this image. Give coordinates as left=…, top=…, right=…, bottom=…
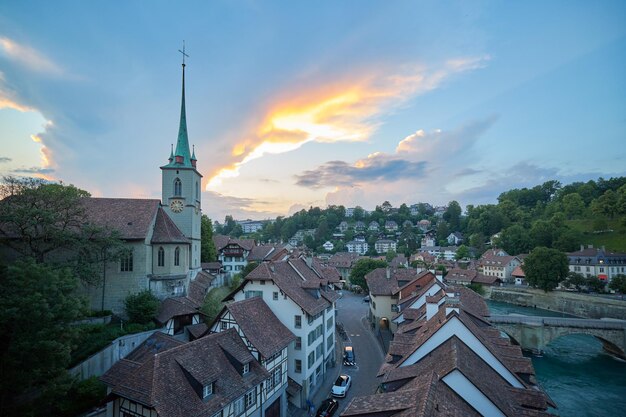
left=178, top=40, right=189, bottom=66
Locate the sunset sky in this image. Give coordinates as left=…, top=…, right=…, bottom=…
left=1, top=1, right=625, bottom=221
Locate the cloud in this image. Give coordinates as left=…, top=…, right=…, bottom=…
left=10, top=166, right=55, bottom=174
left=0, top=157, right=11, bottom=163
left=0, top=36, right=64, bottom=76
left=206, top=56, right=490, bottom=189
left=295, top=155, right=428, bottom=189
left=203, top=191, right=283, bottom=221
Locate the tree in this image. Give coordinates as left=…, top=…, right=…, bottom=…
left=200, top=215, right=217, bottom=262
left=443, top=201, right=462, bottom=231
left=124, top=290, right=159, bottom=324
left=455, top=245, right=470, bottom=260
left=565, top=272, right=586, bottom=291
left=561, top=193, right=585, bottom=219
left=349, top=258, right=387, bottom=291
left=385, top=250, right=397, bottom=262
left=0, top=176, right=124, bottom=284
left=591, top=190, right=618, bottom=219
left=522, top=247, right=568, bottom=292
left=586, top=276, right=606, bottom=293
left=241, top=262, right=258, bottom=278
left=498, top=225, right=532, bottom=255
left=609, top=275, right=626, bottom=294
left=0, top=259, right=85, bottom=415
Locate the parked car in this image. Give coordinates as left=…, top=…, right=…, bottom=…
left=316, top=398, right=338, bottom=417
left=363, top=295, right=370, bottom=303
left=331, top=375, right=352, bottom=398
left=343, top=345, right=355, bottom=366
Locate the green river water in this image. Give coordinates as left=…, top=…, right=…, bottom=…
left=486, top=300, right=626, bottom=417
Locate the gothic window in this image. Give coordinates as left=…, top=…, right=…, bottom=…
left=158, top=247, right=165, bottom=267
left=174, top=178, right=182, bottom=196
left=174, top=247, right=180, bottom=266
left=121, top=250, right=133, bottom=272
left=196, top=181, right=199, bottom=200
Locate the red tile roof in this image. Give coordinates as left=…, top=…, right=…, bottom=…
left=101, top=328, right=269, bottom=417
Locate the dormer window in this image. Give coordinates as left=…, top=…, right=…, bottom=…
left=203, top=382, right=213, bottom=398
left=243, top=363, right=250, bottom=375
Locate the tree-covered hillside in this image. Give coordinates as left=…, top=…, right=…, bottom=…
left=218, top=176, right=626, bottom=256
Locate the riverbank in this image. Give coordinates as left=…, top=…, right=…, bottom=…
left=487, top=286, right=626, bottom=319
left=486, top=300, right=626, bottom=417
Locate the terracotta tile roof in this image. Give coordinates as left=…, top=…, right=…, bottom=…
left=247, top=244, right=280, bottom=262
left=122, top=332, right=185, bottom=363
left=218, top=297, right=295, bottom=358
left=156, top=296, right=199, bottom=325
left=187, top=271, right=213, bottom=306
left=151, top=208, right=190, bottom=244
left=82, top=198, right=161, bottom=240
left=101, top=328, right=269, bottom=417
left=343, top=371, right=481, bottom=417
left=366, top=268, right=433, bottom=296
left=378, top=336, right=553, bottom=416
left=512, top=265, right=525, bottom=277
left=472, top=273, right=502, bottom=285
left=186, top=323, right=208, bottom=339
left=213, top=235, right=255, bottom=251
left=445, top=268, right=476, bottom=283
left=245, top=261, right=332, bottom=316
left=327, top=252, right=361, bottom=268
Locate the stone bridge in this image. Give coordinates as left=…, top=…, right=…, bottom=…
left=489, top=315, right=626, bottom=359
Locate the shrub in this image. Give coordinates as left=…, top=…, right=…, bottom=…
left=124, top=290, right=159, bottom=324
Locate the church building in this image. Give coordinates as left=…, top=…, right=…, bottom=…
left=82, top=57, right=203, bottom=315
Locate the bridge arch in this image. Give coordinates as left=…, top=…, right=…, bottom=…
left=542, top=328, right=625, bottom=360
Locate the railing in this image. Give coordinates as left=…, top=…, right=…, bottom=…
left=489, top=315, right=626, bottom=330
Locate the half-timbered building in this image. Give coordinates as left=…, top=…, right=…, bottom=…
left=210, top=297, right=296, bottom=417
left=226, top=257, right=340, bottom=408
left=101, top=329, right=269, bottom=417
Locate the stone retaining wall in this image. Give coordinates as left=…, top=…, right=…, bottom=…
left=489, top=287, right=626, bottom=320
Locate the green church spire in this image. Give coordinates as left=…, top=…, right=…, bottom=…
left=173, top=42, right=192, bottom=166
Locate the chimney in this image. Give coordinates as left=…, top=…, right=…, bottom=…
left=445, top=294, right=460, bottom=316
left=426, top=295, right=439, bottom=320
left=386, top=267, right=391, bottom=280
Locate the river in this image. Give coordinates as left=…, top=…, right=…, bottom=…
left=486, top=300, right=626, bottom=417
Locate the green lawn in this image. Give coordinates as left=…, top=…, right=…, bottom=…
left=567, top=217, right=626, bottom=252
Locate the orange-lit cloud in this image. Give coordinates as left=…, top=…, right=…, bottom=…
left=206, top=56, right=490, bottom=189
left=0, top=36, right=64, bottom=75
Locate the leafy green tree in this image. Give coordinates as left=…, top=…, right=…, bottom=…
left=385, top=250, right=397, bottom=262
left=124, top=290, right=159, bottom=324
left=241, top=262, right=258, bottom=278
left=522, top=247, right=569, bottom=292
left=352, top=206, right=365, bottom=220
left=498, top=225, right=532, bottom=255
left=201, top=287, right=227, bottom=324
left=443, top=200, right=462, bottom=231
left=349, top=258, right=387, bottom=291
left=586, top=276, right=606, bottom=293
left=561, top=193, right=585, bottom=219
left=609, top=275, right=626, bottom=294
left=455, top=245, right=470, bottom=260
left=591, top=190, right=618, bottom=219
left=565, top=272, right=586, bottom=291
left=201, top=215, right=217, bottom=262
left=0, top=259, right=85, bottom=416
left=0, top=176, right=124, bottom=284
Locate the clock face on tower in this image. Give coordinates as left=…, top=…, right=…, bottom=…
left=170, top=199, right=184, bottom=213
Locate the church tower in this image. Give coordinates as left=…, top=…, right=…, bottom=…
left=161, top=48, right=202, bottom=270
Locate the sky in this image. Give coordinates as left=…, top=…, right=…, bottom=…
left=1, top=1, right=625, bottom=222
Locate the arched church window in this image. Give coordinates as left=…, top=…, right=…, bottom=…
left=121, top=249, right=133, bottom=272
left=174, top=247, right=180, bottom=266
left=196, top=181, right=199, bottom=200
left=158, top=247, right=165, bottom=267
left=174, top=178, right=182, bottom=196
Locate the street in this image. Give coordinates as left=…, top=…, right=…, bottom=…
left=333, top=290, right=385, bottom=414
